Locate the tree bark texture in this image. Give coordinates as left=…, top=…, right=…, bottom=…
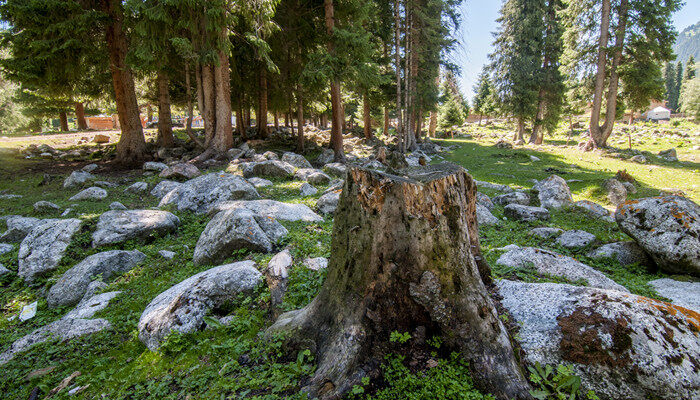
left=268, top=163, right=531, bottom=400
left=157, top=71, right=174, bottom=148
left=363, top=92, right=372, bottom=140
left=59, top=111, right=68, bottom=132
left=296, top=87, right=305, bottom=152
left=75, top=102, right=87, bottom=130
left=258, top=69, right=269, bottom=138
left=101, top=0, right=146, bottom=165
left=428, top=110, right=437, bottom=137
left=324, top=0, right=345, bottom=162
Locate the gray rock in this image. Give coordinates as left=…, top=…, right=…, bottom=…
left=92, top=210, right=180, bottom=247
left=529, top=155, right=540, bottom=162
left=18, top=219, right=82, bottom=283
left=532, top=175, right=572, bottom=209
left=81, top=281, right=108, bottom=302
left=294, top=168, right=331, bottom=185
left=33, top=201, right=61, bottom=212
left=281, top=152, right=312, bottom=169
left=300, top=183, right=318, bottom=197
left=497, top=280, right=699, bottom=400
left=150, top=180, right=181, bottom=199
left=210, top=199, right=323, bottom=222
left=109, top=201, right=127, bottom=210
left=316, top=191, right=340, bottom=215
left=63, top=171, right=95, bottom=189
left=476, top=192, right=494, bottom=210
left=587, top=242, right=652, bottom=266
left=303, top=257, right=328, bottom=271
left=243, top=160, right=295, bottom=179
left=159, top=173, right=259, bottom=214
left=267, top=249, right=293, bottom=279
left=503, top=204, right=550, bottom=222
left=475, top=180, right=514, bottom=193
left=47, top=250, right=146, bottom=308
left=93, top=181, right=117, bottom=188
left=323, top=163, right=347, bottom=177
left=493, top=191, right=530, bottom=206
left=82, top=164, right=98, bottom=173
left=69, top=187, right=107, bottom=201
left=159, top=163, right=201, bottom=181
left=138, top=261, right=262, bottom=350
left=555, top=230, right=596, bottom=249
left=0, top=292, right=118, bottom=365
left=622, top=181, right=637, bottom=194
left=124, top=182, right=148, bottom=194
left=573, top=200, right=614, bottom=222
left=648, top=278, right=700, bottom=312
left=316, top=149, right=335, bottom=165
left=0, top=216, right=42, bottom=242
left=194, top=208, right=288, bottom=265
left=262, top=151, right=278, bottom=160
left=659, top=148, right=678, bottom=162
left=143, top=162, right=168, bottom=172
left=158, top=250, right=176, bottom=260
left=0, top=243, right=13, bottom=255
left=616, top=196, right=700, bottom=276
left=227, top=148, right=245, bottom=160
left=0, top=264, right=10, bottom=277
left=248, top=177, right=272, bottom=188
left=476, top=204, right=499, bottom=226
left=604, top=178, right=627, bottom=207
left=630, top=154, right=647, bottom=164
left=496, top=247, right=627, bottom=291
left=529, top=227, right=563, bottom=239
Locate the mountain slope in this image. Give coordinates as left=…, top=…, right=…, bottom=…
left=673, top=21, right=700, bottom=64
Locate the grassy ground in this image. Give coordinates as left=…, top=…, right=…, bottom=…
left=0, top=119, right=698, bottom=399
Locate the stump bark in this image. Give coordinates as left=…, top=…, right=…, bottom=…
left=268, top=163, right=531, bottom=399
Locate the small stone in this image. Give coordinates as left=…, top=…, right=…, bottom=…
left=476, top=204, right=499, bottom=226
left=529, top=155, right=540, bottom=162
left=323, top=163, right=347, bottom=177
left=281, top=152, right=312, bottom=169
left=109, top=202, right=127, bottom=210
left=630, top=154, right=647, bottom=164
left=555, top=230, right=596, bottom=249
left=69, top=187, right=107, bottom=201
left=248, top=177, right=273, bottom=188
left=93, top=134, right=110, bottom=143
left=303, top=257, right=328, bottom=271
left=529, top=227, right=563, bottom=239
left=493, top=191, right=530, bottom=206
left=33, top=201, right=61, bottom=213
left=124, top=182, right=148, bottom=194
left=82, top=164, right=98, bottom=173
left=158, top=250, right=176, bottom=260
left=0, top=243, right=13, bottom=255
left=300, top=183, right=318, bottom=197
left=143, top=162, right=168, bottom=172
left=503, top=204, right=550, bottom=222
left=159, top=163, right=201, bottom=181
left=604, top=178, right=627, bottom=207
left=63, top=171, right=95, bottom=189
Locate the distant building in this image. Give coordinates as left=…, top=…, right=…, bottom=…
left=645, top=106, right=671, bottom=121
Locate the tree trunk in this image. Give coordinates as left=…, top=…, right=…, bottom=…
left=211, top=49, right=232, bottom=152
left=394, top=0, right=404, bottom=152
left=428, top=110, right=437, bottom=137
left=324, top=0, right=345, bottom=162
left=478, top=114, right=482, bottom=126
left=75, top=102, right=87, bottom=130
left=258, top=69, right=269, bottom=138
left=514, top=118, right=525, bottom=143
left=274, top=112, right=279, bottom=131
left=101, top=0, right=146, bottom=166
left=157, top=71, right=174, bottom=148
left=267, top=164, right=532, bottom=400
left=59, top=111, right=68, bottom=132
left=363, top=92, right=372, bottom=140
left=383, top=107, right=389, bottom=136
left=588, top=0, right=611, bottom=148
left=530, top=89, right=546, bottom=145
left=184, top=63, right=203, bottom=148
left=296, top=89, right=304, bottom=152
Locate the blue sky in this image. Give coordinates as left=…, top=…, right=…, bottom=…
left=453, top=0, right=700, bottom=101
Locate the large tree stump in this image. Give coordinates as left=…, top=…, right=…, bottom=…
left=268, top=163, right=531, bottom=399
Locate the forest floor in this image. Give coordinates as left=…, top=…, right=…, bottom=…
left=0, top=119, right=698, bottom=399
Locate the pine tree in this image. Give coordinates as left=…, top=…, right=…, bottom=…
left=686, top=56, right=696, bottom=81
left=472, top=68, right=494, bottom=125
left=672, top=62, right=684, bottom=111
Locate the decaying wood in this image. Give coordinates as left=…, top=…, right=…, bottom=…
left=268, top=163, right=531, bottom=399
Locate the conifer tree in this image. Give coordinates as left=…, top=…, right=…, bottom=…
left=472, top=68, right=494, bottom=125
left=686, top=56, right=696, bottom=81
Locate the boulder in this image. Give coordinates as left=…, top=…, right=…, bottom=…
left=630, top=154, right=647, bottom=164
left=316, top=149, right=335, bottom=165
left=323, top=163, right=347, bottom=177
left=648, top=278, right=700, bottom=312
left=281, top=152, right=312, bottom=169
left=573, top=200, right=614, bottom=222
left=304, top=257, right=328, bottom=271
left=209, top=199, right=323, bottom=222
left=47, top=250, right=146, bottom=308
left=158, top=163, right=201, bottom=181
left=0, top=216, right=42, bottom=242
left=294, top=168, right=331, bottom=185
left=158, top=250, right=176, bottom=260
left=0, top=264, right=10, bottom=277
left=476, top=204, right=500, bottom=226
left=0, top=292, right=119, bottom=365
left=604, top=178, right=627, bottom=207
left=474, top=180, right=514, bottom=193
left=532, top=175, right=572, bottom=209
left=555, top=230, right=596, bottom=249
left=529, top=227, right=563, bottom=239
left=243, top=160, right=295, bottom=179
left=616, top=196, right=700, bottom=276
left=138, top=261, right=262, bottom=350
left=69, top=187, right=107, bottom=201
left=493, top=191, right=530, bottom=206
left=82, top=164, right=98, bottom=173
left=262, top=151, right=279, bottom=160
left=193, top=209, right=288, bottom=265
left=92, top=210, right=180, bottom=247
left=497, top=280, right=700, bottom=400
left=300, top=183, right=318, bottom=197
left=227, top=148, right=245, bottom=160
left=476, top=192, right=494, bottom=210
left=124, top=182, right=148, bottom=194
left=0, top=243, right=13, bottom=255
left=109, top=201, right=127, bottom=210
left=63, top=171, right=95, bottom=189
left=150, top=180, right=181, bottom=199
left=503, top=204, right=550, bottom=222
left=93, top=134, right=110, bottom=143
left=316, top=191, right=340, bottom=215
left=18, top=219, right=82, bottom=283
left=33, top=201, right=61, bottom=213
left=587, top=242, right=652, bottom=267
left=143, top=162, right=168, bottom=172
left=496, top=247, right=627, bottom=291
left=158, top=173, right=259, bottom=214
left=248, top=177, right=272, bottom=188
left=659, top=148, right=678, bottom=162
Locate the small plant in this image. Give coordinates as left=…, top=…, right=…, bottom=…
left=389, top=331, right=411, bottom=344
left=528, top=362, right=598, bottom=400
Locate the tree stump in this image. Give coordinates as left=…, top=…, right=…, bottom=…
left=268, top=163, right=531, bottom=399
